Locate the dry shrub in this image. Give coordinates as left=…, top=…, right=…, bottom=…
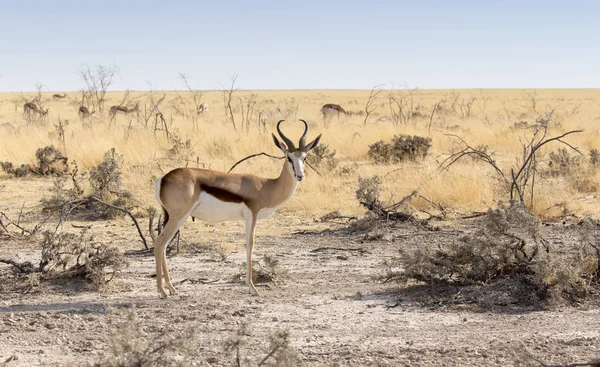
left=307, top=143, right=338, bottom=171
left=355, top=176, right=383, bottom=210
left=167, top=133, right=196, bottom=161
left=41, top=148, right=137, bottom=219
left=0, top=145, right=68, bottom=177
left=223, top=323, right=299, bottom=367
left=88, top=149, right=137, bottom=219
left=35, top=145, right=68, bottom=176
left=41, top=161, right=86, bottom=212
left=545, top=148, right=583, bottom=177
left=590, top=148, right=600, bottom=167
left=94, top=308, right=197, bottom=367
left=236, top=254, right=287, bottom=284
left=391, top=203, right=598, bottom=305
left=40, top=228, right=128, bottom=288
left=368, top=134, right=432, bottom=163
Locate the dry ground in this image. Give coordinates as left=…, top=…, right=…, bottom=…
left=1, top=179, right=599, bottom=367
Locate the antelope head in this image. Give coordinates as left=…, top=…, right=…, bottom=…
left=272, top=120, right=321, bottom=182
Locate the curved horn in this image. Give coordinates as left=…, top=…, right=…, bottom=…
left=277, top=120, right=295, bottom=150
left=298, top=119, right=309, bottom=150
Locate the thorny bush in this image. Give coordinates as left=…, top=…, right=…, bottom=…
left=0, top=145, right=68, bottom=177
left=388, top=202, right=599, bottom=305
left=368, top=134, right=432, bottom=164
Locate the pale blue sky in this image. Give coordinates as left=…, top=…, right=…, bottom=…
left=0, top=1, right=598, bottom=91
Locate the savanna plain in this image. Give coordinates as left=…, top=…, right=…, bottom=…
left=1, top=86, right=599, bottom=366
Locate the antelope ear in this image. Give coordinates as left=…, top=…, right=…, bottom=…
left=272, top=133, right=287, bottom=153
left=304, top=134, right=322, bottom=152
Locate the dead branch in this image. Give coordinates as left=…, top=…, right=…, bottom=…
left=222, top=74, right=238, bottom=132
left=0, top=258, right=35, bottom=273
left=60, top=197, right=149, bottom=250
left=363, top=84, right=383, bottom=125
left=427, top=99, right=445, bottom=134
left=440, top=126, right=584, bottom=208
left=228, top=152, right=284, bottom=173
left=310, top=247, right=370, bottom=254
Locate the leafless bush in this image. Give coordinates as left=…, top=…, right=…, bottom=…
left=441, top=120, right=583, bottom=209
left=368, top=135, right=432, bottom=164
left=223, top=323, right=300, bottom=367
left=239, top=93, right=265, bottom=133
left=138, top=90, right=166, bottom=130
left=236, top=254, right=287, bottom=284
left=94, top=308, right=197, bottom=367
left=40, top=228, right=128, bottom=287
left=363, top=85, right=383, bottom=125
left=178, top=73, right=205, bottom=131
left=307, top=143, right=338, bottom=171
left=41, top=161, right=86, bottom=212
left=3, top=226, right=127, bottom=289
left=80, top=64, right=117, bottom=114
left=166, top=133, right=196, bottom=162
left=222, top=74, right=238, bottom=131
left=275, top=98, right=299, bottom=120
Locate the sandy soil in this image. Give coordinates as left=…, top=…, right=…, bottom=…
left=1, top=179, right=600, bottom=367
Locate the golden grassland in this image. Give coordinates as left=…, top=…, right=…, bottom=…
left=1, top=88, right=600, bottom=218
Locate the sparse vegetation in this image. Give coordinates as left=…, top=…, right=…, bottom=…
left=223, top=323, right=300, bottom=367
left=2, top=88, right=600, bottom=365
left=0, top=145, right=68, bottom=177
left=94, top=308, right=197, bottom=367
left=386, top=202, right=599, bottom=305
left=368, top=135, right=432, bottom=163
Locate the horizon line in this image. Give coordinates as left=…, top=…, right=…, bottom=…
left=1, top=87, right=600, bottom=94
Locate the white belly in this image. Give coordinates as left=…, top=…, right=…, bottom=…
left=190, top=192, right=245, bottom=222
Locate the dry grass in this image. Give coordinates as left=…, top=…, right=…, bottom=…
left=1, top=89, right=600, bottom=218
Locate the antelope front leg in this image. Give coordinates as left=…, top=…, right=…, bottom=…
left=245, top=213, right=259, bottom=296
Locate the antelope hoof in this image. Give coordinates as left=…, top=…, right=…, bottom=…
left=167, top=284, right=177, bottom=295
left=158, top=287, right=170, bottom=299
left=248, top=284, right=260, bottom=296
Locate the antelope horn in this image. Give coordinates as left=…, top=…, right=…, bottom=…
left=277, top=120, right=296, bottom=150
left=299, top=120, right=309, bottom=150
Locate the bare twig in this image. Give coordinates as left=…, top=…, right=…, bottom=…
left=228, top=152, right=284, bottom=173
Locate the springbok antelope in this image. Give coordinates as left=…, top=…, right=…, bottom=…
left=153, top=119, right=321, bottom=298
left=23, top=102, right=48, bottom=119
left=78, top=106, right=95, bottom=121
left=52, top=93, right=67, bottom=100
left=321, top=103, right=348, bottom=120
left=109, top=102, right=139, bottom=123
left=197, top=102, right=209, bottom=115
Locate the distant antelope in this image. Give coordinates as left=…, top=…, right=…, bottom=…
left=109, top=102, right=140, bottom=123
left=23, top=102, right=49, bottom=120
left=197, top=102, right=209, bottom=115
left=321, top=103, right=348, bottom=120
left=52, top=93, right=67, bottom=100
left=78, top=106, right=95, bottom=121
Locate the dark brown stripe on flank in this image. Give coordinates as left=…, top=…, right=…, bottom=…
left=201, top=184, right=245, bottom=203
